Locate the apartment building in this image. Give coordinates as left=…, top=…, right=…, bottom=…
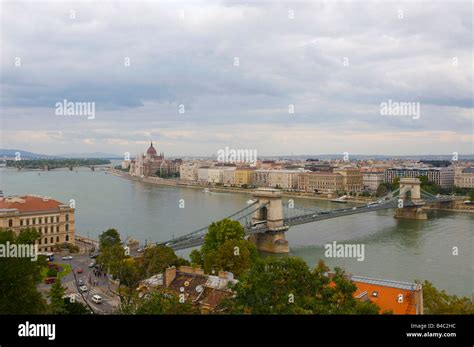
left=298, top=171, right=344, bottom=194
left=222, top=167, right=237, bottom=185
left=333, top=168, right=363, bottom=192
left=179, top=163, right=198, bottom=181
left=197, top=167, right=210, bottom=183
left=362, top=172, right=385, bottom=191
left=234, top=168, right=254, bottom=186
left=0, top=195, right=75, bottom=252
left=454, top=167, right=474, bottom=188
left=385, top=167, right=455, bottom=188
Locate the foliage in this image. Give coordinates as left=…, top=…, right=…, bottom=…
left=99, top=228, right=121, bottom=250
left=121, top=290, right=199, bottom=314
left=48, top=280, right=67, bottom=314
left=140, top=245, right=188, bottom=278
left=47, top=268, right=58, bottom=278
left=7, top=158, right=110, bottom=169
left=226, top=258, right=380, bottom=315
left=190, top=219, right=256, bottom=277
left=422, top=280, right=474, bottom=314
left=0, top=229, right=47, bottom=314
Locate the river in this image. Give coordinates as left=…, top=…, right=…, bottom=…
left=1, top=167, right=472, bottom=297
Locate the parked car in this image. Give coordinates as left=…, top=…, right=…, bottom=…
left=44, top=277, right=56, bottom=284
left=91, top=295, right=102, bottom=304
left=88, top=261, right=96, bottom=268
left=76, top=279, right=84, bottom=286
left=61, top=255, right=73, bottom=260
left=76, top=268, right=83, bottom=274
left=79, top=285, right=88, bottom=293
left=89, top=253, right=99, bottom=259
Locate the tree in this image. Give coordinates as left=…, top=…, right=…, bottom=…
left=48, top=280, right=67, bottom=314
left=391, top=177, right=400, bottom=190
left=190, top=219, right=256, bottom=277
left=121, top=289, right=199, bottom=315
left=376, top=184, right=388, bottom=197
left=422, top=280, right=474, bottom=314
left=202, top=239, right=258, bottom=277
left=141, top=245, right=188, bottom=278
left=63, top=299, right=90, bottom=315
left=99, top=228, right=121, bottom=250
left=226, top=258, right=379, bottom=315
left=0, top=229, right=47, bottom=314
left=469, top=189, right=474, bottom=202
left=47, top=268, right=58, bottom=278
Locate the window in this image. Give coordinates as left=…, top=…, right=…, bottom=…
left=65, top=235, right=69, bottom=242
left=20, top=220, right=23, bottom=226
left=38, top=239, right=41, bottom=245
left=56, top=226, right=59, bottom=232
left=44, top=238, right=48, bottom=244
left=8, top=219, right=12, bottom=227
left=398, top=294, right=404, bottom=303
left=56, top=236, right=59, bottom=242
left=372, top=291, right=379, bottom=298
left=32, top=218, right=36, bottom=224
left=65, top=214, right=69, bottom=222
left=26, top=219, right=30, bottom=226
left=65, top=224, right=69, bottom=231
left=50, top=237, right=53, bottom=243
left=56, top=216, right=59, bottom=223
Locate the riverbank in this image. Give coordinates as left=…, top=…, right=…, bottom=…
left=108, top=168, right=373, bottom=203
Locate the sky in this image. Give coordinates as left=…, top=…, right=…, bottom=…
left=0, top=0, right=472, bottom=157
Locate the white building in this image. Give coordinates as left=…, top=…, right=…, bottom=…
left=207, top=168, right=224, bottom=184
left=197, top=167, right=210, bottom=183
left=362, top=172, right=385, bottom=191
left=180, top=163, right=198, bottom=181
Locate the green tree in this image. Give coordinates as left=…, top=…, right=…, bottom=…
left=190, top=219, right=256, bottom=277
left=121, top=290, right=199, bottom=314
left=0, top=229, right=47, bottom=314
left=63, top=299, right=90, bottom=315
left=226, top=258, right=379, bottom=315
left=391, top=177, right=400, bottom=191
left=376, top=184, right=388, bottom=197
left=99, top=228, right=121, bottom=250
left=202, top=239, right=258, bottom=277
left=141, top=245, right=188, bottom=277
left=47, top=268, right=58, bottom=278
left=469, top=189, right=474, bottom=202
left=48, top=280, right=67, bottom=314
left=422, top=280, right=474, bottom=314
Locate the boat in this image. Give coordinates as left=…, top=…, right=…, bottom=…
left=203, top=188, right=211, bottom=193
left=330, top=195, right=348, bottom=203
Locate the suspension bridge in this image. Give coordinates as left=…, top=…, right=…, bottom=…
left=158, top=178, right=456, bottom=253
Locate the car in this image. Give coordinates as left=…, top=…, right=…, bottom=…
left=79, top=285, right=88, bottom=293
left=76, top=268, right=83, bottom=274
left=89, top=253, right=99, bottom=259
left=76, top=279, right=84, bottom=286
left=44, top=277, right=56, bottom=284
left=91, top=295, right=102, bottom=304
left=88, top=261, right=96, bottom=268
left=61, top=255, right=73, bottom=260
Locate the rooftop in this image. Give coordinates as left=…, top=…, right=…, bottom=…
left=0, top=195, right=66, bottom=213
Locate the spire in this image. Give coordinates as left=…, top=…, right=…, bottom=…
left=150, top=141, right=154, bottom=148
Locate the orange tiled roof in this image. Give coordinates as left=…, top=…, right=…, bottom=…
left=0, top=195, right=64, bottom=213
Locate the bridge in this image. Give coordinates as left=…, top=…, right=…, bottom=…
left=159, top=178, right=456, bottom=253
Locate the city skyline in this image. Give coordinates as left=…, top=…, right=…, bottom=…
left=1, top=1, right=472, bottom=156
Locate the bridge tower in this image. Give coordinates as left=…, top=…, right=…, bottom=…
left=394, top=178, right=427, bottom=220
left=248, top=188, right=289, bottom=254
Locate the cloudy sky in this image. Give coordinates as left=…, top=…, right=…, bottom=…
left=0, top=0, right=472, bottom=157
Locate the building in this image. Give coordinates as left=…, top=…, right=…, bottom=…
left=385, top=167, right=455, bottom=188
left=268, top=170, right=300, bottom=190
left=234, top=168, right=255, bottom=187
left=129, top=142, right=181, bottom=178
left=333, top=168, right=363, bottom=192
left=351, top=275, right=424, bottom=315
left=0, top=195, right=75, bottom=252
left=362, top=172, right=385, bottom=191
left=197, top=167, right=210, bottom=183
left=138, top=266, right=238, bottom=314
left=207, top=167, right=224, bottom=184
left=179, top=163, right=198, bottom=182
left=454, top=167, right=474, bottom=188
left=298, top=171, right=344, bottom=194
left=253, top=170, right=271, bottom=188
left=222, top=167, right=236, bottom=185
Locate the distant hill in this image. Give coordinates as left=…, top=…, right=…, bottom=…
left=0, top=149, right=59, bottom=159
left=0, top=149, right=121, bottom=159
left=55, top=152, right=122, bottom=159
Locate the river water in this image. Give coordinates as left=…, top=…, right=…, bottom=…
left=1, top=168, right=472, bottom=297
